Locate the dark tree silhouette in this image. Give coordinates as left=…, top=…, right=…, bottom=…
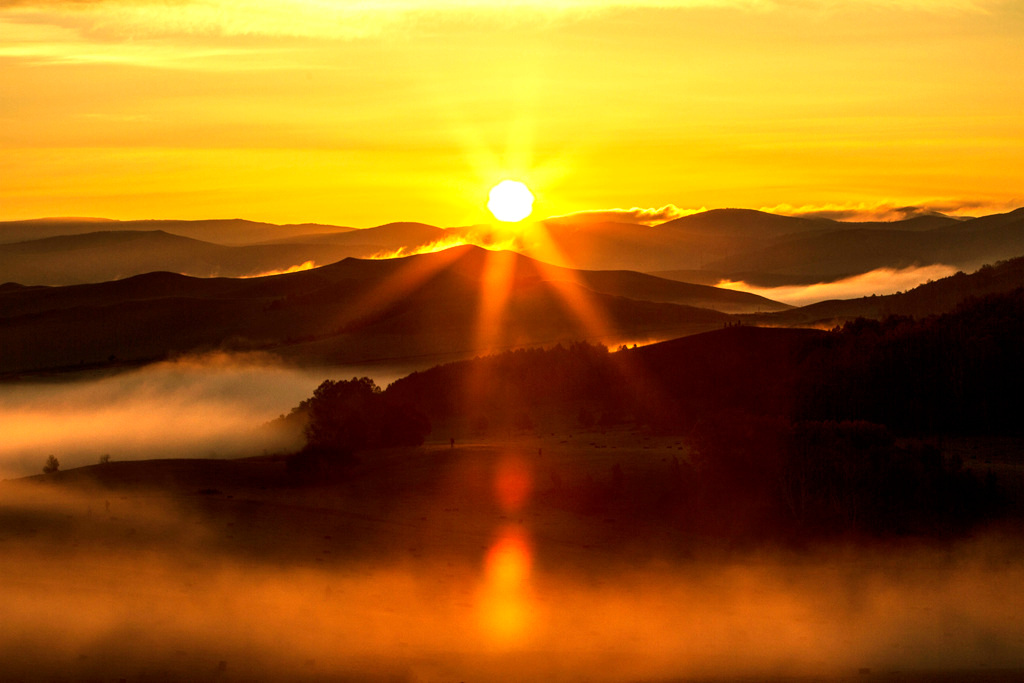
left=299, top=377, right=430, bottom=456
left=43, top=454, right=60, bottom=474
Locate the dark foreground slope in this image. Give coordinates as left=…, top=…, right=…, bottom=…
left=3, top=294, right=1023, bottom=681
left=388, top=285, right=1024, bottom=439
left=384, top=290, right=1024, bottom=536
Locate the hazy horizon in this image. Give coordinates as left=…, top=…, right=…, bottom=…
left=3, top=1, right=1022, bottom=226
left=5, top=202, right=1022, bottom=231
left=3, top=0, right=1023, bottom=679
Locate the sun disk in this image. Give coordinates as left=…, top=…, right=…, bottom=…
left=487, top=180, right=534, bottom=223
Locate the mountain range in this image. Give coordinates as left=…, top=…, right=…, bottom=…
left=0, top=246, right=784, bottom=376
left=2, top=206, right=1024, bottom=379
left=3, top=208, right=1023, bottom=288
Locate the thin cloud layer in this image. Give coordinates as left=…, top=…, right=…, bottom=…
left=0, top=353, right=411, bottom=479
left=1, top=492, right=1022, bottom=682
left=761, top=200, right=1020, bottom=222
left=717, top=264, right=959, bottom=307
left=550, top=205, right=705, bottom=226
left=239, top=260, right=317, bottom=278
left=0, top=0, right=1003, bottom=43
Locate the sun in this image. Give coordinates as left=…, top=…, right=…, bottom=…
left=487, top=180, right=534, bottom=223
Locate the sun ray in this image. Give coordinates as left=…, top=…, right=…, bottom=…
left=515, top=225, right=615, bottom=344
left=333, top=247, right=467, bottom=335
left=473, top=249, right=519, bottom=353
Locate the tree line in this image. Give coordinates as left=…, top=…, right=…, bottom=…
left=283, top=289, right=1022, bottom=535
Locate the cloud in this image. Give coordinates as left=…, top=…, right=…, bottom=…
left=1, top=0, right=1002, bottom=45
left=760, top=200, right=1021, bottom=222
left=717, top=264, right=959, bottom=307
left=0, top=352, right=412, bottom=479
left=368, top=232, right=524, bottom=260
left=239, top=260, right=317, bottom=279
left=548, top=205, right=705, bottom=226
left=1, top=500, right=1022, bottom=682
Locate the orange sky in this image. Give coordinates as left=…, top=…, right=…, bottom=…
left=1, top=1, right=1022, bottom=227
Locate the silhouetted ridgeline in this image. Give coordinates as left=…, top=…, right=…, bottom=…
left=386, top=341, right=620, bottom=431
left=796, top=288, right=1024, bottom=434
left=758, top=254, right=1024, bottom=326
left=383, top=289, right=1024, bottom=437
left=285, top=289, right=1024, bottom=538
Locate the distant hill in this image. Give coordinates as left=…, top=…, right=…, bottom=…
left=0, top=218, right=354, bottom=246
left=257, top=222, right=445, bottom=250
left=748, top=254, right=1024, bottom=328
left=706, top=208, right=1024, bottom=281
left=0, top=245, right=786, bottom=376
left=0, top=221, right=453, bottom=286
left=5, top=208, right=1021, bottom=289
left=0, top=230, right=363, bottom=285
left=538, top=209, right=821, bottom=273
left=540, top=208, right=1022, bottom=282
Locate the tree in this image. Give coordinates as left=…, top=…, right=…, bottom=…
left=301, top=377, right=430, bottom=456
left=43, top=455, right=60, bottom=474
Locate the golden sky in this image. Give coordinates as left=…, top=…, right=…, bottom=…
left=1, top=0, right=1022, bottom=227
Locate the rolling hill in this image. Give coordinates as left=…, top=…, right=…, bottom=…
left=0, top=217, right=354, bottom=246
left=0, top=246, right=785, bottom=376
left=747, top=254, right=1024, bottom=328
left=543, top=208, right=1022, bottom=285
left=706, top=208, right=1024, bottom=280
left=4, top=208, right=1021, bottom=289
left=0, top=221, right=447, bottom=287
left=0, top=230, right=361, bottom=285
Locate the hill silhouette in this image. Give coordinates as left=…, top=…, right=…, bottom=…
left=750, top=254, right=1024, bottom=327
left=0, top=245, right=786, bottom=376
left=707, top=209, right=1024, bottom=280
left=258, top=221, right=445, bottom=250
left=5, top=208, right=1020, bottom=288
left=0, top=230, right=363, bottom=285
left=0, top=217, right=354, bottom=246
left=0, top=222, right=450, bottom=286
left=4, top=237, right=1023, bottom=378
left=540, top=208, right=975, bottom=277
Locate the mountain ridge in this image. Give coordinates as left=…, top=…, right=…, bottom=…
left=3, top=207, right=1022, bottom=288
left=0, top=244, right=776, bottom=376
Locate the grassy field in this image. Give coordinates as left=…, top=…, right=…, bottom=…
left=2, top=430, right=1023, bottom=682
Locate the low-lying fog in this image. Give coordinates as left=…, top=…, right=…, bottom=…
left=1, top=477, right=1022, bottom=683
left=0, top=352, right=410, bottom=479
left=718, top=264, right=958, bottom=307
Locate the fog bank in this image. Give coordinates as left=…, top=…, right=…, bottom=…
left=718, top=264, right=958, bottom=307
left=0, top=353, right=408, bottom=479
left=1, top=522, right=1021, bottom=681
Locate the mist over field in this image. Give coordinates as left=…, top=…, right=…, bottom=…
left=1, top=254, right=1022, bottom=681
left=0, top=353, right=411, bottom=479
left=2, top=473, right=1022, bottom=683
left=4, top=0, right=1024, bottom=675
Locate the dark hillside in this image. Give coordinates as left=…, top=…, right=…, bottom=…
left=379, top=295, right=1022, bottom=538
left=796, top=288, right=1024, bottom=435
left=754, top=255, right=1024, bottom=327
left=0, top=246, right=740, bottom=375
